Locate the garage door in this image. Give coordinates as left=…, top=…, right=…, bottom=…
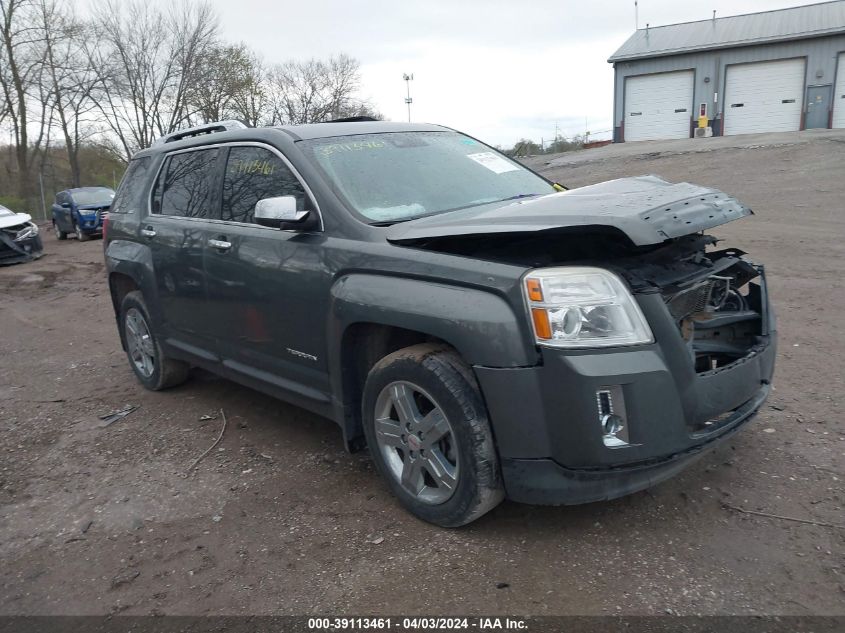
left=624, top=71, right=694, bottom=141
left=724, top=59, right=805, bottom=135
left=832, top=53, right=845, bottom=128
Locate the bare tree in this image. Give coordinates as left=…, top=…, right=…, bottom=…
left=266, top=54, right=378, bottom=125
left=37, top=0, right=102, bottom=187
left=90, top=0, right=218, bottom=160
left=186, top=42, right=266, bottom=126
left=0, top=0, right=40, bottom=202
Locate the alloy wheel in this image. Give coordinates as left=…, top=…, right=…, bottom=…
left=124, top=307, right=156, bottom=378
left=373, top=381, right=459, bottom=505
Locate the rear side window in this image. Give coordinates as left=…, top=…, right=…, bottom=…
left=110, top=157, right=150, bottom=214
left=153, top=149, right=220, bottom=218
left=221, top=146, right=307, bottom=224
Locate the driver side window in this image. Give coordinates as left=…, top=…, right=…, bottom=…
left=222, top=146, right=307, bottom=224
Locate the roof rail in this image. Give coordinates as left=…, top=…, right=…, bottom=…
left=328, top=116, right=379, bottom=123
left=152, top=120, right=248, bottom=147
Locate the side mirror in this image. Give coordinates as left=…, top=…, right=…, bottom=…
left=254, top=196, right=310, bottom=229
left=60, top=201, right=71, bottom=208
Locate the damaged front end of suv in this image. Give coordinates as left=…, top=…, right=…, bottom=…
left=389, top=175, right=776, bottom=505
left=0, top=205, right=43, bottom=265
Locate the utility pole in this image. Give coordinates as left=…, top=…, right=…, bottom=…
left=403, top=73, right=414, bottom=122
left=38, top=171, right=46, bottom=221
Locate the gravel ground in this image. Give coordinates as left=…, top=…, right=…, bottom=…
left=1, top=131, right=843, bottom=616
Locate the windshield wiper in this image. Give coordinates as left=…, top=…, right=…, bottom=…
left=370, top=193, right=544, bottom=226
left=496, top=193, right=543, bottom=202
left=434, top=193, right=544, bottom=215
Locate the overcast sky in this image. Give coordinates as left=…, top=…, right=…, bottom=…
left=186, top=1, right=816, bottom=146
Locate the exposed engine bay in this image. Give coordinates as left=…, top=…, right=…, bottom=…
left=405, top=229, right=769, bottom=374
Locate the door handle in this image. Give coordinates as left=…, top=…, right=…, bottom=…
left=208, top=238, right=232, bottom=251
left=141, top=226, right=156, bottom=238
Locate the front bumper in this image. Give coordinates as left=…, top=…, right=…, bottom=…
left=0, top=233, right=44, bottom=265
left=499, top=383, right=769, bottom=504
left=474, top=277, right=777, bottom=505
left=78, top=218, right=104, bottom=234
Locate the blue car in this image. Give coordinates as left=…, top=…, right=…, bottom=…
left=51, top=186, right=115, bottom=241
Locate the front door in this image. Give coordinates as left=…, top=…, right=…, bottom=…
left=203, top=144, right=332, bottom=405
left=146, top=147, right=222, bottom=357
left=806, top=85, right=831, bottom=129
left=55, top=193, right=74, bottom=232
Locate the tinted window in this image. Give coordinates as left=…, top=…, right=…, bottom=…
left=222, top=147, right=307, bottom=224
left=111, top=158, right=150, bottom=214
left=155, top=149, right=219, bottom=218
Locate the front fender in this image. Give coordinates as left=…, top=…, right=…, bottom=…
left=327, top=274, right=536, bottom=369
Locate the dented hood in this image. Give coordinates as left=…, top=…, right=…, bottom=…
left=386, top=175, right=752, bottom=246
left=0, top=208, right=32, bottom=230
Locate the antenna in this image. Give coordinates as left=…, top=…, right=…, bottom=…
left=635, top=0, right=638, bottom=29
left=712, top=9, right=716, bottom=21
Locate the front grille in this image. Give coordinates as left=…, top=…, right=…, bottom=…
left=665, top=279, right=715, bottom=321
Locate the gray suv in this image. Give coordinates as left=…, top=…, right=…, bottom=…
left=104, top=120, right=776, bottom=526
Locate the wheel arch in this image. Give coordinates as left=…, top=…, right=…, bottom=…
left=327, top=273, right=537, bottom=450
left=106, top=239, right=159, bottom=348
left=108, top=272, right=140, bottom=351
left=334, top=322, right=454, bottom=451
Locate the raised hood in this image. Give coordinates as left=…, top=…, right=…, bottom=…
left=386, top=175, right=752, bottom=246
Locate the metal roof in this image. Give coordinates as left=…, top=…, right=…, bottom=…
left=609, top=0, right=845, bottom=62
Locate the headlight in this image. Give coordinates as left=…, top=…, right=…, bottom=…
left=523, top=267, right=653, bottom=348
left=14, top=222, right=38, bottom=241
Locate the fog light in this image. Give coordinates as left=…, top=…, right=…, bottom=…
left=601, top=413, right=624, bottom=435
left=596, top=386, right=630, bottom=448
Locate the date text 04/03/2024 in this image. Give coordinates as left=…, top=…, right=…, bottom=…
left=306, top=617, right=528, bottom=630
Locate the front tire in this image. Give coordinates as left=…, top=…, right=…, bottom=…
left=362, top=344, right=504, bottom=527
left=75, top=221, right=90, bottom=242
left=119, top=291, right=190, bottom=391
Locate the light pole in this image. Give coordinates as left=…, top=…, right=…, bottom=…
left=403, top=73, right=414, bottom=122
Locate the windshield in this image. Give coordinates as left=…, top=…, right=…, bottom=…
left=71, top=189, right=114, bottom=206
left=302, top=131, right=555, bottom=223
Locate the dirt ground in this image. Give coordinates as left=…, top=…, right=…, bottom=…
left=1, top=131, right=843, bottom=616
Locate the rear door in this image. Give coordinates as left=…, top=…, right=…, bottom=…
left=203, top=144, right=332, bottom=406
left=146, top=147, right=223, bottom=358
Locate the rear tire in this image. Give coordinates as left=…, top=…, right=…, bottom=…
left=119, top=291, right=190, bottom=391
left=362, top=344, right=504, bottom=527
left=53, top=222, right=67, bottom=240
